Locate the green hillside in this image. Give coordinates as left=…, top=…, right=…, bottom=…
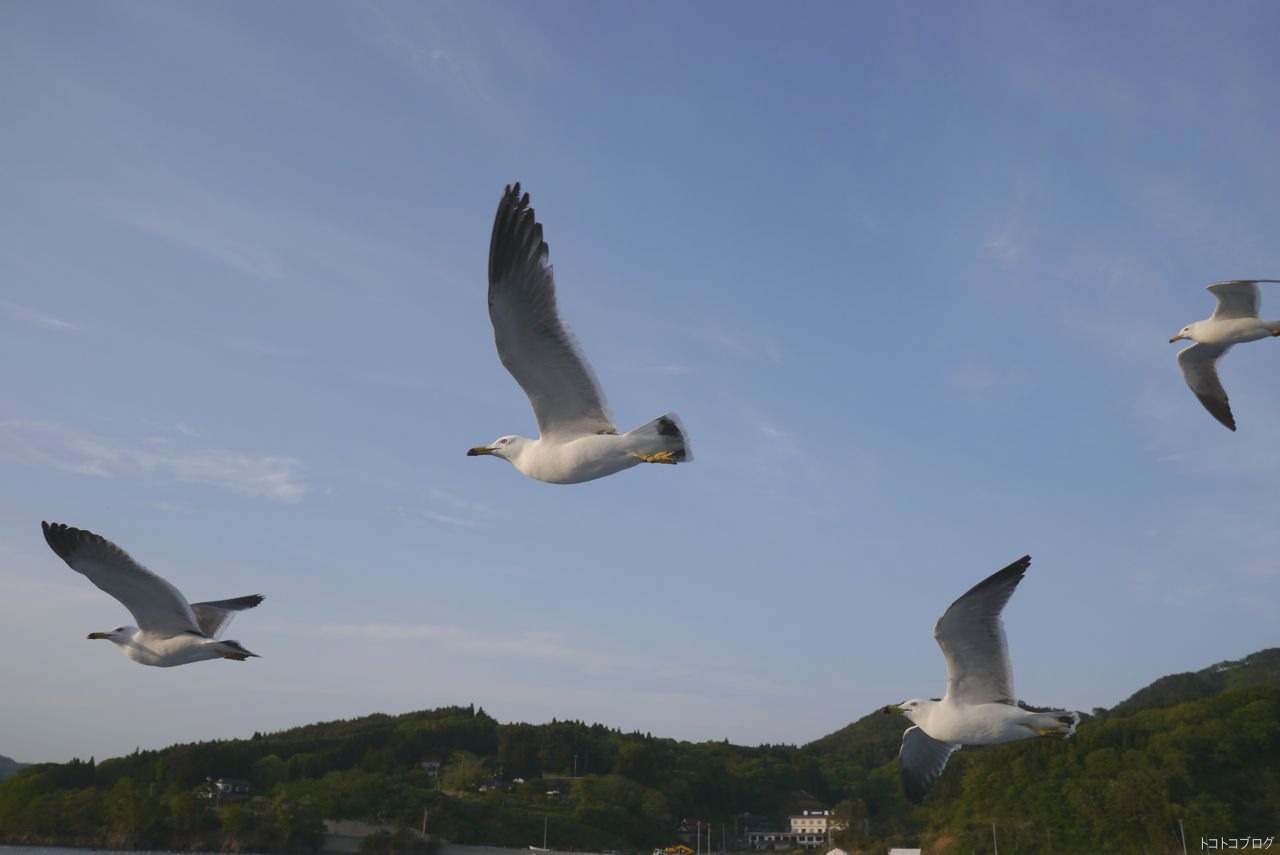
left=1, top=650, right=1277, bottom=854
left=1107, top=647, right=1280, bottom=717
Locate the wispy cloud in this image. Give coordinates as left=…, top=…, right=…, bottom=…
left=980, top=225, right=1026, bottom=267
left=423, top=510, right=476, bottom=528
left=365, top=6, right=489, bottom=100
left=0, top=419, right=307, bottom=502
left=316, top=620, right=788, bottom=697
left=422, top=487, right=493, bottom=528
left=941, top=354, right=1030, bottom=395
left=609, top=361, right=692, bottom=376
left=3, top=300, right=80, bottom=333
left=361, top=3, right=558, bottom=104
left=96, top=205, right=286, bottom=280
left=323, top=622, right=653, bottom=673
left=221, top=339, right=308, bottom=359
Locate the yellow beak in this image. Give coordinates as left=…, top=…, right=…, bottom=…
left=1169, top=334, right=1185, bottom=343
left=87, top=632, right=110, bottom=640
left=466, top=446, right=495, bottom=457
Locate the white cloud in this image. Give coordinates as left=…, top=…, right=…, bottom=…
left=0, top=419, right=306, bottom=503
left=980, top=224, right=1026, bottom=267
left=423, top=510, right=476, bottom=528
left=3, top=300, right=80, bottom=332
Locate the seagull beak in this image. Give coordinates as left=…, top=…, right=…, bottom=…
left=1169, top=334, right=1184, bottom=343
left=881, top=704, right=904, bottom=715
left=87, top=632, right=110, bottom=640
left=467, top=446, right=495, bottom=457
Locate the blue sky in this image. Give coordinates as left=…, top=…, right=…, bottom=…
left=3, top=1, right=1279, bottom=764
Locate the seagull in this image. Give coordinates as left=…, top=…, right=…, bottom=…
left=41, top=521, right=263, bottom=667
left=467, top=183, right=692, bottom=484
left=1170, top=279, right=1280, bottom=431
left=882, top=556, right=1078, bottom=804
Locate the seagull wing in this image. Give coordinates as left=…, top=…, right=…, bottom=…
left=190, top=595, right=265, bottom=638
left=488, top=183, right=617, bottom=440
left=1206, top=280, right=1273, bottom=320
left=899, top=726, right=961, bottom=804
left=935, top=555, right=1030, bottom=706
left=1177, top=342, right=1235, bottom=431
left=42, top=521, right=201, bottom=634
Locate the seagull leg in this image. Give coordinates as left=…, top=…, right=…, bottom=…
left=630, top=451, right=677, bottom=464
left=218, top=652, right=251, bottom=662
left=1271, top=328, right=1280, bottom=337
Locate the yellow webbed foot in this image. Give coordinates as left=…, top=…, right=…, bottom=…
left=630, top=451, right=677, bottom=464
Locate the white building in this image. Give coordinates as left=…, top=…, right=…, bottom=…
left=790, top=810, right=835, bottom=836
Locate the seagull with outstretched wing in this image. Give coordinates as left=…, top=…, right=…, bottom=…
left=882, top=556, right=1078, bottom=803
left=41, top=521, right=263, bottom=667
left=467, top=183, right=691, bottom=484
left=1171, top=279, right=1280, bottom=431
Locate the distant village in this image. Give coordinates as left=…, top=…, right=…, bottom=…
left=668, top=808, right=845, bottom=851
left=200, top=768, right=852, bottom=851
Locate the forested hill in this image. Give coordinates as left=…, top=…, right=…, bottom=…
left=1106, top=647, right=1280, bottom=717
left=803, top=646, right=1280, bottom=762
left=0, top=755, right=28, bottom=781
left=1, top=648, right=1277, bottom=854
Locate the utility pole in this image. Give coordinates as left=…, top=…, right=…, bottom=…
left=992, top=823, right=999, bottom=855
left=422, top=807, right=428, bottom=837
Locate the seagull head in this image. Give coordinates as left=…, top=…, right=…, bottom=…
left=1170, top=323, right=1196, bottom=343
left=882, top=698, right=932, bottom=723
left=467, top=435, right=525, bottom=462
left=88, top=625, right=132, bottom=643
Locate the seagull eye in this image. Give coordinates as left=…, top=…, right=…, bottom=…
left=499, top=438, right=509, bottom=445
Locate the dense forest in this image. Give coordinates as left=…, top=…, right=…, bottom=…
left=1, top=649, right=1275, bottom=854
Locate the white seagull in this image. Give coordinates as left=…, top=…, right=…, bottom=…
left=882, top=556, right=1078, bottom=803
left=467, top=183, right=692, bottom=484
left=1171, top=279, right=1280, bottom=431
left=42, top=521, right=263, bottom=667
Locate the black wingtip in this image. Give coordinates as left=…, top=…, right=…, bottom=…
left=41, top=521, right=83, bottom=563
left=490, top=182, right=549, bottom=285
left=954, top=555, right=1031, bottom=601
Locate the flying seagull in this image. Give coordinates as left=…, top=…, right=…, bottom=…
left=882, top=556, right=1078, bottom=804
left=41, top=521, right=262, bottom=667
left=1170, top=279, right=1280, bottom=431
left=467, top=183, right=692, bottom=484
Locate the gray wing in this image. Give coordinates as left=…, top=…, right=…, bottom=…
left=42, top=521, right=200, bottom=634
left=899, top=726, right=961, bottom=804
left=1177, top=342, right=1235, bottom=431
left=935, top=555, right=1030, bottom=706
left=488, top=183, right=617, bottom=439
left=190, top=595, right=265, bottom=638
left=1207, top=280, right=1268, bottom=320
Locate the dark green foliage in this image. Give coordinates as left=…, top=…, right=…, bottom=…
left=1107, top=647, right=1280, bottom=717
left=1, top=650, right=1276, bottom=854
